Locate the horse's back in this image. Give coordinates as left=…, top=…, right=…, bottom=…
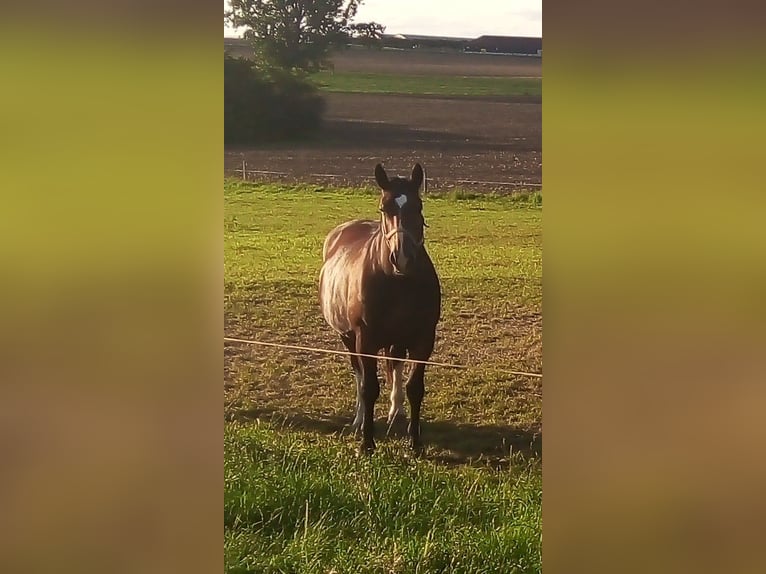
left=322, top=219, right=378, bottom=263
left=320, top=219, right=378, bottom=334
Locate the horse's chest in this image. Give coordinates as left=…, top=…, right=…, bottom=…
left=361, top=277, right=436, bottom=331
left=375, top=295, right=415, bottom=326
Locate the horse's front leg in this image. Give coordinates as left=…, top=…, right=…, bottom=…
left=405, top=363, right=425, bottom=451
left=357, top=333, right=380, bottom=454
left=406, top=338, right=435, bottom=452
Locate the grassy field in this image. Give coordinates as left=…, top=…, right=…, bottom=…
left=225, top=180, right=542, bottom=453
left=225, top=423, right=541, bottom=574
left=311, top=71, right=542, bottom=98
left=224, top=180, right=542, bottom=573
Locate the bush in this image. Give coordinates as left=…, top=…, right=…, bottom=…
left=224, top=54, right=325, bottom=144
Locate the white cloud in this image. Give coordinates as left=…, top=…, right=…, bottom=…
left=224, top=0, right=542, bottom=38
left=353, top=0, right=542, bottom=37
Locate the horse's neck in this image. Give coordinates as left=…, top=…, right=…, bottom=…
left=370, top=222, right=429, bottom=279
left=371, top=223, right=393, bottom=273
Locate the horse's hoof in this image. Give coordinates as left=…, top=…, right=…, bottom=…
left=386, top=408, right=406, bottom=425
left=358, top=441, right=376, bottom=456
left=404, top=444, right=423, bottom=461
left=386, top=413, right=407, bottom=437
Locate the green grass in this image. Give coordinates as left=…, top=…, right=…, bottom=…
left=225, top=180, right=542, bottom=573
left=224, top=180, right=542, bottom=457
left=225, top=422, right=541, bottom=574
left=311, top=72, right=541, bottom=98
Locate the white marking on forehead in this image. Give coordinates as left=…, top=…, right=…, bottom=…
left=394, top=194, right=408, bottom=208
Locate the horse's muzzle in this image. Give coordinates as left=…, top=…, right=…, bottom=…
left=390, top=237, right=419, bottom=274
left=389, top=250, right=404, bottom=273
left=401, top=238, right=419, bottom=263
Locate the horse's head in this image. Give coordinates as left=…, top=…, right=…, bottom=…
left=374, top=162, right=426, bottom=275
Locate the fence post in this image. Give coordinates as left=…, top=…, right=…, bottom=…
left=242, top=159, right=247, bottom=181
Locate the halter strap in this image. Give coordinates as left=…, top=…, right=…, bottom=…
left=384, top=225, right=424, bottom=247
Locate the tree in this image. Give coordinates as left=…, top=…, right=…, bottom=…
left=224, top=54, right=325, bottom=143
left=225, top=0, right=365, bottom=73
left=348, top=21, right=385, bottom=49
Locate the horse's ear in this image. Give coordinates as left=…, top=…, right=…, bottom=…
left=411, top=163, right=424, bottom=193
left=374, top=163, right=389, bottom=190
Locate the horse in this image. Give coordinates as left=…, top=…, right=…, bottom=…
left=319, top=163, right=441, bottom=454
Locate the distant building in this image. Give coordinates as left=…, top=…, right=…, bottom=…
left=380, top=33, right=472, bottom=51
left=225, top=34, right=543, bottom=58
left=466, top=36, right=542, bottom=56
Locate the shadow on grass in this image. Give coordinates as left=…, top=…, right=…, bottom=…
left=230, top=406, right=541, bottom=467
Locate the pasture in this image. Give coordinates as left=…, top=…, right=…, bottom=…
left=225, top=423, right=541, bottom=574
left=224, top=49, right=541, bottom=194
left=224, top=182, right=542, bottom=572
left=326, top=47, right=542, bottom=78
left=224, top=47, right=542, bottom=573
left=312, top=72, right=541, bottom=98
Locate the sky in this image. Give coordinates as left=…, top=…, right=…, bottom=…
left=224, top=0, right=542, bottom=39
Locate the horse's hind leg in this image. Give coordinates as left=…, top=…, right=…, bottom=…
left=340, top=333, right=363, bottom=432
left=386, top=344, right=407, bottom=428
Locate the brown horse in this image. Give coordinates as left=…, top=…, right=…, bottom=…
left=319, top=163, right=441, bottom=454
